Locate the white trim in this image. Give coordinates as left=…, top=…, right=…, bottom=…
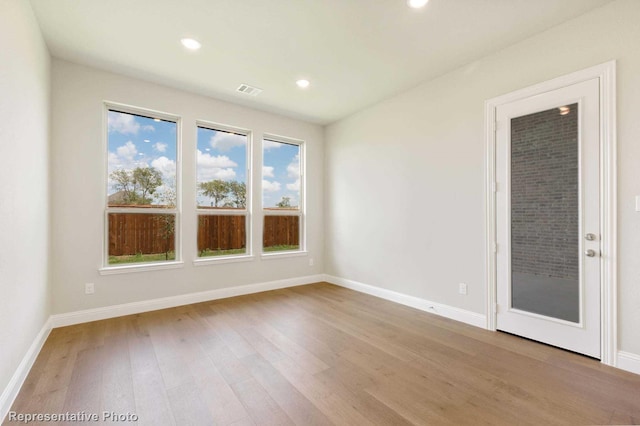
left=617, top=351, right=640, bottom=376
left=193, top=255, right=255, bottom=266
left=50, top=274, right=324, bottom=328
left=485, top=95, right=498, bottom=331
left=196, top=209, right=248, bottom=216
left=599, top=62, right=617, bottom=366
left=195, top=120, right=251, bottom=138
left=103, top=102, right=183, bottom=269
left=1, top=318, right=52, bottom=423
left=324, top=275, right=486, bottom=329
left=262, top=209, right=301, bottom=216
left=261, top=250, right=308, bottom=260
left=261, top=135, right=306, bottom=253
left=484, top=61, right=617, bottom=365
left=99, top=261, right=184, bottom=275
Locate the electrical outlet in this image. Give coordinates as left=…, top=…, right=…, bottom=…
left=309, top=258, right=314, bottom=266
left=458, top=282, right=468, bottom=295
left=85, top=282, right=95, bottom=295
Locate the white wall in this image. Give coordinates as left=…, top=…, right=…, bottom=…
left=51, top=60, right=323, bottom=314
left=0, top=0, right=51, bottom=397
left=325, top=0, right=640, bottom=355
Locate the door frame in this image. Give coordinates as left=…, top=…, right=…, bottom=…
left=484, top=61, right=617, bottom=366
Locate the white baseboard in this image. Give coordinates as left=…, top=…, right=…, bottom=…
left=50, top=274, right=324, bottom=328
left=323, top=274, right=486, bottom=329
left=617, top=351, right=640, bottom=375
left=1, top=318, right=52, bottom=423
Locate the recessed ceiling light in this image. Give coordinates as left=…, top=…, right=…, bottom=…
left=180, top=38, right=201, bottom=50
left=153, top=118, right=161, bottom=122
left=296, top=79, right=310, bottom=89
left=407, top=0, right=429, bottom=9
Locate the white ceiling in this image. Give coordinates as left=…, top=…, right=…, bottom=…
left=30, top=0, right=615, bottom=124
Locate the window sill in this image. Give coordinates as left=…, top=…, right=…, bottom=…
left=99, top=261, right=184, bottom=275
left=193, top=255, right=255, bottom=266
left=261, top=250, right=308, bottom=260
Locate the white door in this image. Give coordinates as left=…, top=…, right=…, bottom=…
left=496, top=78, right=601, bottom=358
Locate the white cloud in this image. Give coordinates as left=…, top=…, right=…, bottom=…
left=285, top=154, right=300, bottom=191
left=210, top=132, right=246, bottom=152
left=197, top=150, right=237, bottom=168
left=207, top=168, right=237, bottom=181
left=263, top=166, right=275, bottom=178
left=108, top=141, right=141, bottom=173
left=287, top=154, right=300, bottom=178
left=286, top=179, right=300, bottom=191
left=142, top=125, right=156, bottom=132
left=108, top=111, right=140, bottom=135
left=197, top=150, right=238, bottom=182
left=263, top=140, right=283, bottom=150
left=151, top=156, right=176, bottom=181
left=154, top=142, right=167, bottom=153
left=262, top=179, right=281, bottom=192
left=108, top=141, right=149, bottom=193
left=116, top=141, right=137, bottom=161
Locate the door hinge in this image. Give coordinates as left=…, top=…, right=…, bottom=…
left=494, top=303, right=499, bottom=314
left=493, top=243, right=498, bottom=253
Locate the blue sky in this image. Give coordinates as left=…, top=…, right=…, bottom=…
left=108, top=111, right=300, bottom=208
left=196, top=127, right=247, bottom=207
left=107, top=110, right=177, bottom=203
left=263, top=140, right=300, bottom=208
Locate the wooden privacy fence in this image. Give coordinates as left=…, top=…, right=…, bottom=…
left=263, top=215, right=299, bottom=248
left=108, top=213, right=299, bottom=256
left=108, top=213, right=175, bottom=256
left=198, top=215, right=246, bottom=251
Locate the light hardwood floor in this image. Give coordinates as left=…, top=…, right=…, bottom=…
left=5, top=282, right=640, bottom=425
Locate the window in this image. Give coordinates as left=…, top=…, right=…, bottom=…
left=196, top=124, right=250, bottom=258
left=105, top=107, right=179, bottom=267
left=262, top=137, right=304, bottom=253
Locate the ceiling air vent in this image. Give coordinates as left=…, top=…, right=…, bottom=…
left=236, top=84, right=263, bottom=96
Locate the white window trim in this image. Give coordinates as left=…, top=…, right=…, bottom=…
left=261, top=250, right=308, bottom=260
left=99, top=261, right=184, bottom=275
left=102, top=102, right=182, bottom=273
left=195, top=121, right=252, bottom=260
left=193, top=254, right=255, bottom=266
left=262, top=134, right=306, bottom=256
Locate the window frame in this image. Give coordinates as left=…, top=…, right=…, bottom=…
left=261, top=134, right=306, bottom=258
left=193, top=121, right=253, bottom=265
left=100, top=102, right=183, bottom=274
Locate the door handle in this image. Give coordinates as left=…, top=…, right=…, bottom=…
left=585, top=249, right=598, bottom=257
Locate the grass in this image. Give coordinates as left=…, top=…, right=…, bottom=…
left=108, top=251, right=175, bottom=265
left=263, top=245, right=300, bottom=252
left=199, top=248, right=246, bottom=257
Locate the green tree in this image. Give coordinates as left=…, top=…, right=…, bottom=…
left=199, top=179, right=230, bottom=207
left=110, top=166, right=163, bottom=205
left=132, top=167, right=163, bottom=204
left=276, top=196, right=291, bottom=208
left=156, top=186, right=176, bottom=260
left=228, top=181, right=246, bottom=208
left=109, top=169, right=138, bottom=204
